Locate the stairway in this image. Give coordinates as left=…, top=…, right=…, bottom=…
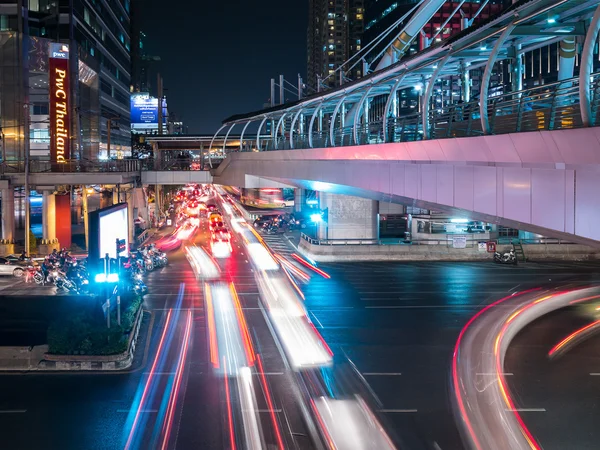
left=512, top=240, right=527, bottom=262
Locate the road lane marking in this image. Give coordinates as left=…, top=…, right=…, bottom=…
left=379, top=409, right=417, bottom=413
left=310, top=311, right=324, bottom=329
left=476, top=372, right=513, bottom=376
left=0, top=410, right=27, bottom=414
left=142, top=372, right=178, bottom=375
left=590, top=373, right=600, bottom=376
left=506, top=408, right=545, bottom=412
left=363, top=372, right=402, bottom=376
left=117, top=409, right=158, bottom=413
left=253, top=372, right=284, bottom=376
left=252, top=409, right=282, bottom=413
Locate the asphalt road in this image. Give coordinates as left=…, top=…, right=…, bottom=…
left=506, top=305, right=600, bottom=450
left=294, top=254, right=600, bottom=449
left=0, top=220, right=311, bottom=449
left=2, top=214, right=600, bottom=449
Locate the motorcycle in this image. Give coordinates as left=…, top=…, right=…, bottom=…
left=494, top=249, right=518, bottom=265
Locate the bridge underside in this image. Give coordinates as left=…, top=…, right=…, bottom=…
left=212, top=128, right=600, bottom=247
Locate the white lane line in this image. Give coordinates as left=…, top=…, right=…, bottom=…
left=252, top=409, right=282, bottom=413
left=506, top=408, right=546, bottom=412
left=142, top=372, right=177, bottom=375
left=363, top=372, right=402, bottom=376
left=589, top=373, right=600, bottom=376
left=476, top=372, right=514, bottom=376
left=380, top=409, right=417, bottom=413
left=253, top=372, right=284, bottom=376
left=0, top=410, right=27, bottom=414
left=310, top=311, right=325, bottom=329
left=365, top=305, right=483, bottom=309
left=117, top=409, right=158, bottom=413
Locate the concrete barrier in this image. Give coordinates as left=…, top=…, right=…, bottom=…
left=299, top=239, right=600, bottom=262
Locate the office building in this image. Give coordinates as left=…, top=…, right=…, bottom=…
left=0, top=0, right=132, bottom=162
left=307, top=0, right=364, bottom=91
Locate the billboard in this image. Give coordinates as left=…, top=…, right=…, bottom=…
left=89, top=203, right=129, bottom=273
left=48, top=43, right=70, bottom=166
left=131, top=93, right=167, bottom=133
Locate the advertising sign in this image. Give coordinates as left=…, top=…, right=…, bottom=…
left=452, top=235, right=467, bottom=249
left=478, top=242, right=487, bottom=252
left=88, top=203, right=129, bottom=273
left=487, top=241, right=497, bottom=253
left=48, top=43, right=70, bottom=167
left=130, top=93, right=167, bottom=133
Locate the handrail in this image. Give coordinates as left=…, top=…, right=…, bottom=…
left=301, top=233, right=579, bottom=247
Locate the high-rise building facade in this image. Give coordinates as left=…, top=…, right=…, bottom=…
left=0, top=0, right=131, bottom=162
left=307, top=0, right=364, bottom=91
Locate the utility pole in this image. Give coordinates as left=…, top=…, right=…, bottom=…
left=18, top=0, right=31, bottom=255
left=279, top=74, right=284, bottom=105
left=270, top=78, right=275, bottom=107
left=155, top=73, right=163, bottom=227
left=298, top=74, right=303, bottom=100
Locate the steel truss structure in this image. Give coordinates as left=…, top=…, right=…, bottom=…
left=217, top=0, right=600, bottom=152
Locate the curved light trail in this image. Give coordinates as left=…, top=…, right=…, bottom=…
left=453, top=286, right=600, bottom=450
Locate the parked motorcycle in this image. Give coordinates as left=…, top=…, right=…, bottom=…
left=494, top=249, right=518, bottom=265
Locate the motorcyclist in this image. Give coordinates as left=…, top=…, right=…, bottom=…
left=41, top=257, right=52, bottom=284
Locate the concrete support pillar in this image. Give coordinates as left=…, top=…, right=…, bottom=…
left=42, top=191, right=56, bottom=241
left=317, top=192, right=378, bottom=241
left=1, top=188, right=15, bottom=242
left=82, top=187, right=89, bottom=250
left=113, top=187, right=119, bottom=205
left=294, top=189, right=305, bottom=213
left=126, top=189, right=135, bottom=246
left=155, top=184, right=161, bottom=226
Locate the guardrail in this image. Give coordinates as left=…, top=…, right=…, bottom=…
left=0, top=158, right=141, bottom=174
left=496, top=238, right=576, bottom=246
left=249, top=72, right=600, bottom=152
left=300, top=233, right=489, bottom=247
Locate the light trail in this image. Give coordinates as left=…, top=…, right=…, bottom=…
left=223, top=359, right=237, bottom=450
left=124, top=309, right=174, bottom=450
left=452, top=288, right=541, bottom=450
left=160, top=310, right=193, bottom=450
left=256, top=355, right=285, bottom=449
left=548, top=319, right=600, bottom=357
left=291, top=253, right=331, bottom=279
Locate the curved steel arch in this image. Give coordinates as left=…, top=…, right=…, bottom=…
left=352, top=84, right=375, bottom=145
left=221, top=123, right=236, bottom=153
left=329, top=95, right=349, bottom=147
left=422, top=55, right=450, bottom=140
left=308, top=101, right=325, bottom=149
left=382, top=74, right=407, bottom=142
left=579, top=4, right=600, bottom=127
left=239, top=120, right=253, bottom=151
left=480, top=24, right=516, bottom=135
left=274, top=113, right=288, bottom=150
left=289, top=104, right=313, bottom=149
left=256, top=116, right=269, bottom=151
left=208, top=124, right=227, bottom=168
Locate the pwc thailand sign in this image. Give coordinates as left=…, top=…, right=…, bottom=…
left=48, top=43, right=70, bottom=167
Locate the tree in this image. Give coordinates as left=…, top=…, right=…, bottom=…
left=29, top=229, right=37, bottom=253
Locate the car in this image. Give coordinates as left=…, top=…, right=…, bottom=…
left=0, top=257, right=29, bottom=277
left=209, top=220, right=224, bottom=231
left=282, top=198, right=295, bottom=207
left=210, top=237, right=232, bottom=258
left=206, top=203, right=217, bottom=211
left=211, top=227, right=231, bottom=240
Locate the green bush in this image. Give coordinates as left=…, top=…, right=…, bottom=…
left=47, top=293, right=143, bottom=355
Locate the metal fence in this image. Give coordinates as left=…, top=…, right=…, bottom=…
left=0, top=158, right=141, bottom=174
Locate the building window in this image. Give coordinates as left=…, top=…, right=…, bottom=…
left=84, top=7, right=90, bottom=25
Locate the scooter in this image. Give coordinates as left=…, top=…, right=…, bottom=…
left=494, top=249, right=518, bottom=265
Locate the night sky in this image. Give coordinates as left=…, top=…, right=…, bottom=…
left=138, top=0, right=308, bottom=134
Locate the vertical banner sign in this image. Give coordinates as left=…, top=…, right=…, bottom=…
left=48, top=43, right=70, bottom=169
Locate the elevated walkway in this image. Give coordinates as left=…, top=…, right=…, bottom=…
left=212, top=127, right=600, bottom=247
